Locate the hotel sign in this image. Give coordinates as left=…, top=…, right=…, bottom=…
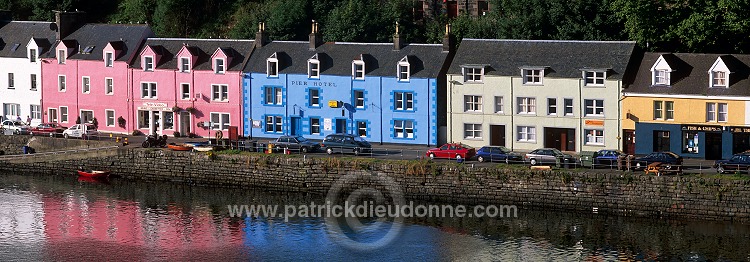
left=584, top=119, right=604, bottom=126
left=731, top=126, right=750, bottom=133
left=681, top=125, right=722, bottom=132
left=138, top=102, right=170, bottom=111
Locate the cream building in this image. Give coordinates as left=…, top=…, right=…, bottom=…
left=445, top=39, right=636, bottom=152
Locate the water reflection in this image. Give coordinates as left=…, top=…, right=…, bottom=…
left=0, top=173, right=748, bottom=261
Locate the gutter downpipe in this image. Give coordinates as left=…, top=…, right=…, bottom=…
left=510, top=76, right=514, bottom=151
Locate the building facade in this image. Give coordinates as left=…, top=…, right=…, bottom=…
left=243, top=23, right=450, bottom=145
left=130, top=39, right=254, bottom=137
left=41, top=13, right=153, bottom=134
left=446, top=39, right=636, bottom=152
left=0, top=20, right=56, bottom=126
left=623, top=53, right=750, bottom=160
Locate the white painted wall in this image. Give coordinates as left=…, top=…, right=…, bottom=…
left=0, top=40, right=43, bottom=127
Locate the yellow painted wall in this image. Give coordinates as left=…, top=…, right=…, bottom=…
left=622, top=96, right=746, bottom=129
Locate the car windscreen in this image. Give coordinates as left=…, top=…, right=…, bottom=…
left=354, top=137, right=367, bottom=143
left=296, top=137, right=307, bottom=142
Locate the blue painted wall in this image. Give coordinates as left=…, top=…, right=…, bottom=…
left=634, top=122, right=733, bottom=159
left=243, top=72, right=437, bottom=146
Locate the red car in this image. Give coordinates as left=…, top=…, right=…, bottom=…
left=30, top=123, right=67, bottom=137
left=426, top=143, right=476, bottom=160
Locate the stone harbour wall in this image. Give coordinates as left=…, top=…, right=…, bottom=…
left=1, top=148, right=749, bottom=223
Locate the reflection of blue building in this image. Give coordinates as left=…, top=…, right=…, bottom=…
left=243, top=23, right=452, bottom=146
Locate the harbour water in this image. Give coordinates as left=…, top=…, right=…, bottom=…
left=0, top=173, right=748, bottom=261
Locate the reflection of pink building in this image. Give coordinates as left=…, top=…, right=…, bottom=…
left=41, top=12, right=153, bottom=134
left=130, top=39, right=254, bottom=137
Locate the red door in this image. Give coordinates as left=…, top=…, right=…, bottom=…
left=623, top=129, right=635, bottom=155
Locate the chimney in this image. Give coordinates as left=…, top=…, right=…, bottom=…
left=0, top=10, right=12, bottom=21
left=442, top=24, right=453, bottom=53
left=255, top=22, right=268, bottom=48
left=393, top=22, right=404, bottom=50
left=308, top=20, right=321, bottom=50
left=55, top=10, right=86, bottom=40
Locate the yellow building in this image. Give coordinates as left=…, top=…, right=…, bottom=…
left=622, top=53, right=750, bottom=159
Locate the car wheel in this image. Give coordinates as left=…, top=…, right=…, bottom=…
left=142, top=141, right=151, bottom=148
left=63, top=133, right=69, bottom=139
left=429, top=153, right=435, bottom=160
left=326, top=148, right=333, bottom=155
left=530, top=158, right=538, bottom=166
left=354, top=148, right=361, bottom=156
left=455, top=154, right=462, bottom=160
left=717, top=165, right=725, bottom=174
left=275, top=146, right=281, bottom=153
left=13, top=129, right=19, bottom=135
left=29, top=131, right=33, bottom=136
left=301, top=147, right=309, bottom=153
left=49, top=133, right=54, bottom=138
left=477, top=156, right=485, bottom=163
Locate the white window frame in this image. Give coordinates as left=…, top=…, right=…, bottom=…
left=352, top=60, right=365, bottom=80
left=584, top=71, right=605, bottom=86
left=464, top=123, right=482, bottom=139
left=653, top=69, right=669, bottom=85
left=79, top=110, right=94, bottom=124
left=516, top=97, right=536, bottom=115
left=143, top=56, right=154, bottom=71
left=210, top=112, right=230, bottom=130
left=105, top=52, right=114, bottom=67
left=464, top=95, right=482, bottom=112
left=212, top=84, right=228, bottom=102
left=181, top=83, right=191, bottom=100
left=57, top=49, right=65, bottom=64
left=60, top=106, right=68, bottom=123
left=584, top=129, right=604, bottom=145
left=180, top=57, right=190, bottom=72
left=105, top=78, right=114, bottom=95
left=711, top=71, right=728, bottom=88
left=267, top=56, right=278, bottom=77
left=494, top=96, right=503, bottom=114
left=584, top=99, right=604, bottom=117
left=141, top=82, right=157, bottom=99
left=718, top=103, right=728, bottom=122
left=30, top=105, right=41, bottom=120
left=547, top=98, right=557, bottom=115
left=665, top=101, right=674, bottom=120
left=398, top=57, right=410, bottom=81
left=394, top=92, right=414, bottom=111
left=654, top=100, right=663, bottom=120
left=309, top=88, right=320, bottom=107
left=310, top=117, right=321, bottom=135
left=58, top=75, right=66, bottom=92
left=463, top=67, right=483, bottom=83
left=81, top=76, right=90, bottom=94
left=394, top=120, right=414, bottom=138
left=29, top=48, right=37, bottom=63
left=48, top=108, right=58, bottom=123
left=523, top=69, right=543, bottom=85
left=354, top=90, right=364, bottom=109
left=105, top=110, right=115, bottom=127
left=357, top=121, right=367, bottom=137
left=214, top=58, right=225, bottom=74
left=3, top=103, right=19, bottom=118
left=517, top=126, right=536, bottom=142
left=308, top=55, right=320, bottom=79
left=564, top=98, right=574, bottom=116
left=265, top=115, right=283, bottom=133
left=30, top=74, right=37, bottom=91
left=265, top=87, right=283, bottom=105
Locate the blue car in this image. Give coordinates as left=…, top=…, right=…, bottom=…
left=714, top=153, right=750, bottom=174
left=475, top=146, right=522, bottom=163
left=592, top=149, right=625, bottom=167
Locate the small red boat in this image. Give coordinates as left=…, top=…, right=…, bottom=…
left=77, top=169, right=110, bottom=179
left=167, top=144, right=192, bottom=151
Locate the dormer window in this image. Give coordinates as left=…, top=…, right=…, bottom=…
left=398, top=56, right=410, bottom=81
left=523, top=68, right=543, bottom=85
left=180, top=57, right=190, bottom=72
left=267, top=53, right=278, bottom=77
left=650, top=55, right=673, bottom=86
left=144, top=56, right=154, bottom=71
left=352, top=60, right=365, bottom=80
left=29, top=49, right=37, bottom=63
left=57, top=50, right=66, bottom=64
left=308, top=54, right=320, bottom=79
left=462, top=66, right=483, bottom=82
left=712, top=71, right=727, bottom=87
left=709, top=57, right=731, bottom=88
left=584, top=71, right=605, bottom=86
left=105, top=52, right=113, bottom=67
left=214, top=58, right=225, bottom=74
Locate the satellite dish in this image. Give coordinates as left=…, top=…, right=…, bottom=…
left=49, top=23, right=58, bottom=31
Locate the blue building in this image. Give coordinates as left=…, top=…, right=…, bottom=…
left=243, top=23, right=452, bottom=146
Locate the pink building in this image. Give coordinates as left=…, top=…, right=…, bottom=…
left=42, top=12, right=153, bottom=134
left=130, top=38, right=254, bottom=137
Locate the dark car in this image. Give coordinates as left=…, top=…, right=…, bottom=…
left=633, top=152, right=683, bottom=170
left=271, top=136, right=320, bottom=153
left=714, top=153, right=750, bottom=174
left=320, top=133, right=372, bottom=156
left=30, top=123, right=66, bottom=137
left=592, top=149, right=625, bottom=167
left=426, top=143, right=476, bottom=160
left=524, top=148, right=577, bottom=166
left=475, top=146, right=522, bottom=163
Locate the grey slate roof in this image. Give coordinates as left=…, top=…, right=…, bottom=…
left=45, top=24, right=154, bottom=62
left=243, top=41, right=449, bottom=79
left=448, top=39, right=637, bottom=80
left=131, top=38, right=255, bottom=72
left=0, top=21, right=56, bottom=58
left=625, top=52, right=750, bottom=97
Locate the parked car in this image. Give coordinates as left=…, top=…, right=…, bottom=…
left=30, top=123, right=66, bottom=137
left=475, top=146, right=522, bottom=163
left=320, top=133, right=372, bottom=155
left=271, top=135, right=320, bottom=153
left=633, top=152, right=683, bottom=170
left=426, top=143, right=476, bottom=160
left=1, top=120, right=30, bottom=135
left=524, top=148, right=578, bottom=166
left=714, top=153, right=750, bottom=174
left=62, top=124, right=98, bottom=139
left=592, top=149, right=625, bottom=167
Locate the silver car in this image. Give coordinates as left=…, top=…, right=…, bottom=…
left=524, top=148, right=577, bottom=166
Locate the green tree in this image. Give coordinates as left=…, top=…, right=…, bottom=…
left=266, top=0, right=308, bottom=40
left=323, top=0, right=385, bottom=42
left=108, top=0, right=156, bottom=24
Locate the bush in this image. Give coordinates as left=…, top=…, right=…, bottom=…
left=132, top=130, right=143, bottom=136
left=173, top=131, right=181, bottom=137
left=188, top=132, right=197, bottom=138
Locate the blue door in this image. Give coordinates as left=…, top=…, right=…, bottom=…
left=335, top=119, right=347, bottom=134
left=290, top=117, right=301, bottom=136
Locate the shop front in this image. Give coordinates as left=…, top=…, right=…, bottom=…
left=634, top=122, right=734, bottom=160
left=136, top=102, right=174, bottom=136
